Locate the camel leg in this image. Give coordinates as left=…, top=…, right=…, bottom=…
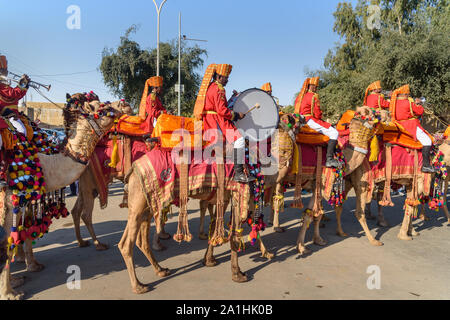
left=313, top=215, right=327, bottom=246
left=335, top=205, right=348, bottom=237
left=198, top=201, right=210, bottom=240
left=398, top=187, right=414, bottom=241
left=272, top=183, right=285, bottom=233
left=202, top=208, right=218, bottom=267
left=418, top=205, right=430, bottom=222
left=365, top=202, right=375, bottom=220
left=118, top=175, right=152, bottom=294
left=135, top=214, right=170, bottom=278
left=444, top=178, right=450, bottom=224
left=71, top=190, right=90, bottom=248
left=376, top=191, right=389, bottom=227
left=79, top=190, right=109, bottom=251
left=296, top=214, right=313, bottom=255
left=151, top=211, right=167, bottom=252
left=230, top=211, right=247, bottom=283
left=0, top=260, right=24, bottom=300
left=23, top=239, right=44, bottom=272
left=14, top=244, right=25, bottom=263
left=354, top=182, right=383, bottom=246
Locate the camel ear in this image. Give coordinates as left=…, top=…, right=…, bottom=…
left=66, top=93, right=71, bottom=100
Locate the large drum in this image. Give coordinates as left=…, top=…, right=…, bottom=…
left=231, top=88, right=279, bottom=142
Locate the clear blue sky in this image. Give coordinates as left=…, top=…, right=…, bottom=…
left=0, top=0, right=356, bottom=107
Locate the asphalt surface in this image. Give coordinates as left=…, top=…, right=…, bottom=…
left=10, top=181, right=450, bottom=300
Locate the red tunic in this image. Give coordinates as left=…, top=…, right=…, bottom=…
left=296, top=91, right=331, bottom=129
left=394, top=97, right=425, bottom=141
left=202, top=81, right=240, bottom=143
left=366, top=93, right=389, bottom=109
left=140, top=93, right=166, bottom=134
left=0, top=82, right=27, bottom=129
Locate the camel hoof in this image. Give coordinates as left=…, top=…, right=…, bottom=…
left=261, top=251, right=275, bottom=260
left=297, top=245, right=312, bottom=256
left=152, top=243, right=167, bottom=252
left=336, top=230, right=348, bottom=237
left=313, top=237, right=327, bottom=246
left=397, top=233, right=413, bottom=241
left=377, top=219, right=389, bottom=227
left=369, top=239, right=384, bottom=246
left=133, top=284, right=151, bottom=294
left=95, top=242, right=109, bottom=251
left=0, top=290, right=24, bottom=300
left=202, top=258, right=218, bottom=268
left=27, top=262, right=45, bottom=273
left=157, top=268, right=170, bottom=277
left=274, top=227, right=285, bottom=233
left=198, top=233, right=208, bottom=240
left=408, top=230, right=420, bottom=237
left=78, top=240, right=90, bottom=248
left=418, top=214, right=430, bottom=222
left=232, top=271, right=248, bottom=283
left=159, top=232, right=171, bottom=240
left=10, top=276, right=25, bottom=289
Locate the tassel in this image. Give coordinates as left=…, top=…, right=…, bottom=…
left=369, top=136, right=379, bottom=162
left=108, top=134, right=119, bottom=168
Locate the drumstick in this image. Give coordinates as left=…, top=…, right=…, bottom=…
left=244, top=103, right=261, bottom=115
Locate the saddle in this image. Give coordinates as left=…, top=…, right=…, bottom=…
left=296, top=125, right=329, bottom=145
left=381, top=122, right=432, bottom=150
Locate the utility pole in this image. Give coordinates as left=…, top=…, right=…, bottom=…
left=152, top=0, right=167, bottom=76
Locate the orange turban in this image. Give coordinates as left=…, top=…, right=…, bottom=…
left=363, top=80, right=382, bottom=105
left=261, top=82, right=272, bottom=93
left=389, top=85, right=410, bottom=119
left=0, top=56, right=7, bottom=69
left=139, top=76, right=164, bottom=119
left=294, top=77, right=320, bottom=114
left=193, top=63, right=233, bottom=120
left=216, top=64, right=232, bottom=77
left=444, top=126, right=450, bottom=139
left=309, top=77, right=319, bottom=86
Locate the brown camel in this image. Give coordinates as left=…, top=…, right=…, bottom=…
left=0, top=95, right=120, bottom=300
left=119, top=149, right=257, bottom=294
left=336, top=133, right=449, bottom=242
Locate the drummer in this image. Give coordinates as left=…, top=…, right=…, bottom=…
left=294, top=77, right=340, bottom=168
left=194, top=63, right=255, bottom=183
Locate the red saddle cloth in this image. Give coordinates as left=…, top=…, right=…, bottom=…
left=371, top=144, right=423, bottom=182
left=89, top=135, right=149, bottom=208
left=132, top=147, right=248, bottom=214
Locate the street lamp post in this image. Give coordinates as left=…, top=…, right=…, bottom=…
left=177, top=12, right=207, bottom=116
left=153, top=0, right=167, bottom=76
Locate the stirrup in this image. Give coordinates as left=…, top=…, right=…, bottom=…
left=325, top=158, right=339, bottom=168
left=421, top=165, right=437, bottom=173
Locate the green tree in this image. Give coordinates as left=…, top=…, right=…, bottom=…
left=306, top=0, right=449, bottom=124
left=100, top=25, right=207, bottom=116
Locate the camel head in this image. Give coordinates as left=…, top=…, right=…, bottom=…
left=110, top=99, right=133, bottom=116
left=63, top=93, right=122, bottom=163
left=279, top=113, right=297, bottom=133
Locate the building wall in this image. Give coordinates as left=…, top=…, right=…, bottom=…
left=20, top=102, right=65, bottom=128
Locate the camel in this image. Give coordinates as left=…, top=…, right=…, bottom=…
left=0, top=94, right=120, bottom=300
left=198, top=108, right=389, bottom=255
left=336, top=127, right=449, bottom=242
left=118, top=135, right=275, bottom=294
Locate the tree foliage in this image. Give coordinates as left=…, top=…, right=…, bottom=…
left=100, top=25, right=207, bottom=116
left=306, top=0, right=449, bottom=124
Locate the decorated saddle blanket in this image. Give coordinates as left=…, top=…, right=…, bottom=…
left=296, top=125, right=329, bottom=146
left=382, top=122, right=433, bottom=150
left=371, top=144, right=424, bottom=182
left=89, top=135, right=149, bottom=208
left=132, top=147, right=249, bottom=216
left=114, top=115, right=148, bottom=136
left=152, top=114, right=203, bottom=149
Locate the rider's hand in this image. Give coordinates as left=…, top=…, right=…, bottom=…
left=414, top=98, right=422, bottom=105
left=19, top=74, right=30, bottom=88
left=239, top=112, right=245, bottom=120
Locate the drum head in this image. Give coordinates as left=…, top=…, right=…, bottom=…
left=232, top=88, right=279, bottom=142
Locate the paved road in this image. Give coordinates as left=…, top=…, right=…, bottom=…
left=11, top=182, right=450, bottom=300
